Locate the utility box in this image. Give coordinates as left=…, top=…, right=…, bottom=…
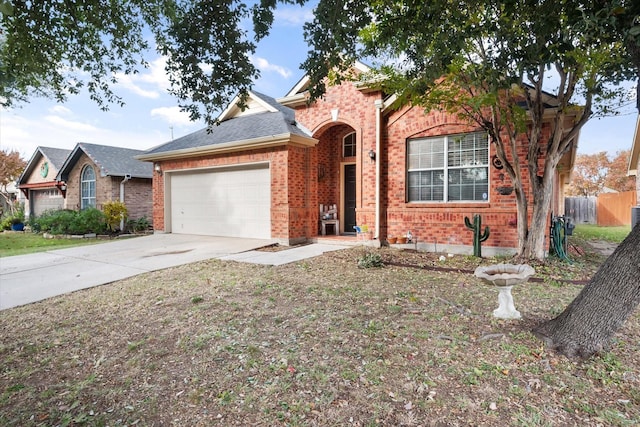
left=632, top=206, right=640, bottom=228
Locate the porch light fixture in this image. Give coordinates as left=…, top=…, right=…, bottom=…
left=59, top=184, right=67, bottom=191
left=154, top=163, right=161, bottom=173
left=368, top=150, right=376, bottom=161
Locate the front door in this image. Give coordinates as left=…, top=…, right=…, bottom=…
left=343, top=164, right=356, bottom=233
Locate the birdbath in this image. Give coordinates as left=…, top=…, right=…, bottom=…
left=474, top=264, right=535, bottom=319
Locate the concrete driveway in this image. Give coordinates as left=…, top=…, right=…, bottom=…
left=0, top=234, right=350, bottom=311
left=0, top=234, right=271, bottom=310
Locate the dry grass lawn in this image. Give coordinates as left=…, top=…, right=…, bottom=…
left=1, top=239, right=639, bottom=426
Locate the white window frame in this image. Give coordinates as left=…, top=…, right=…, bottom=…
left=80, top=165, right=96, bottom=209
left=343, top=132, right=356, bottom=158
left=407, top=132, right=490, bottom=202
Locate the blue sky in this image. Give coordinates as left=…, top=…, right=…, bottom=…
left=1, top=4, right=637, bottom=160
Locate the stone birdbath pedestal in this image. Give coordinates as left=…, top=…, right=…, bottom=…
left=474, top=264, right=535, bottom=319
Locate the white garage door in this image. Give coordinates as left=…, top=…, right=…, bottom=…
left=169, top=163, right=271, bottom=239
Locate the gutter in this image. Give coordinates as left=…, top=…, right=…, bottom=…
left=120, top=174, right=131, bottom=231
left=374, top=99, right=383, bottom=240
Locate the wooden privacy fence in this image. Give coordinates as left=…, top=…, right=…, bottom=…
left=597, top=191, right=637, bottom=226
left=565, top=196, right=597, bottom=224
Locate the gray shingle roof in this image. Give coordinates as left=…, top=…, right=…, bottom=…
left=39, top=147, right=72, bottom=169
left=17, top=146, right=72, bottom=185
left=58, top=143, right=153, bottom=180
left=143, top=92, right=311, bottom=157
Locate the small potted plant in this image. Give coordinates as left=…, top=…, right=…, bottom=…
left=10, top=203, right=25, bottom=231
left=10, top=215, right=25, bottom=231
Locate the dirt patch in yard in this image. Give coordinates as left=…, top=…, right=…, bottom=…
left=1, top=242, right=638, bottom=426
left=584, top=240, right=619, bottom=257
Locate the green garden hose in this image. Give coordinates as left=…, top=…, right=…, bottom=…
left=550, top=217, right=572, bottom=263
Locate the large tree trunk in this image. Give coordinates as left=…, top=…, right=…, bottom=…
left=533, top=223, right=640, bottom=358
left=522, top=188, right=552, bottom=260
left=520, top=164, right=555, bottom=260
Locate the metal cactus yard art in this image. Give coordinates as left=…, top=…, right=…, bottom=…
left=464, top=214, right=490, bottom=258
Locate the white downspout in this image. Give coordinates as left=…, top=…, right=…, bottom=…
left=120, top=174, right=131, bottom=231
left=374, top=99, right=383, bottom=240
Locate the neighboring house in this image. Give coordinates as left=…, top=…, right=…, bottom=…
left=56, top=143, right=153, bottom=221
left=17, top=147, right=71, bottom=218
left=18, top=143, right=153, bottom=223
left=139, top=63, right=578, bottom=254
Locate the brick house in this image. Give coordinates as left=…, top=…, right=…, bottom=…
left=17, top=147, right=71, bottom=218
left=55, top=143, right=153, bottom=222
left=19, top=143, right=153, bottom=225
left=139, top=63, right=577, bottom=254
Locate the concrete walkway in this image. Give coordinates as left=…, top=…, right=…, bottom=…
left=220, top=243, right=348, bottom=266
left=0, top=234, right=349, bottom=310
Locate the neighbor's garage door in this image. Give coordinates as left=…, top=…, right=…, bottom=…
left=169, top=163, right=271, bottom=239
left=31, top=189, right=64, bottom=216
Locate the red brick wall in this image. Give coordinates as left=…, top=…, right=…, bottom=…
left=287, top=145, right=317, bottom=238
left=382, top=104, right=553, bottom=249
left=152, top=145, right=316, bottom=241
left=316, top=123, right=353, bottom=223
left=294, top=83, right=380, bottom=230
left=292, top=81, right=552, bottom=250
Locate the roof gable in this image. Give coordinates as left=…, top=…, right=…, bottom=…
left=217, top=90, right=281, bottom=121
left=17, top=146, right=72, bottom=185
left=139, top=91, right=316, bottom=160
left=282, top=61, right=372, bottom=98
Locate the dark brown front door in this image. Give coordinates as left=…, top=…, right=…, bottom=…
left=343, top=164, right=356, bottom=233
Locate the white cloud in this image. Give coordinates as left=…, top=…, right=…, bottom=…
left=253, top=57, right=292, bottom=79
left=44, top=115, right=100, bottom=132
left=274, top=6, right=315, bottom=26
left=116, top=73, right=161, bottom=99
left=1, top=109, right=177, bottom=157
left=150, top=106, right=194, bottom=127
left=137, top=57, right=172, bottom=91
left=48, top=105, right=73, bottom=116
left=115, top=57, right=171, bottom=99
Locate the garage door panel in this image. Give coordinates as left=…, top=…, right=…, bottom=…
left=32, top=189, right=64, bottom=216
left=170, top=164, right=271, bottom=239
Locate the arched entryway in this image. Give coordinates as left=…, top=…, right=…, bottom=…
left=314, top=122, right=358, bottom=235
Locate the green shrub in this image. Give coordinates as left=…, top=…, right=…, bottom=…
left=78, top=208, right=107, bottom=234
left=357, top=251, right=384, bottom=268
left=127, top=216, right=151, bottom=233
left=30, top=209, right=75, bottom=234
left=0, top=215, right=13, bottom=231
left=102, top=201, right=128, bottom=231
left=0, top=202, right=25, bottom=230
left=30, top=208, right=106, bottom=235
